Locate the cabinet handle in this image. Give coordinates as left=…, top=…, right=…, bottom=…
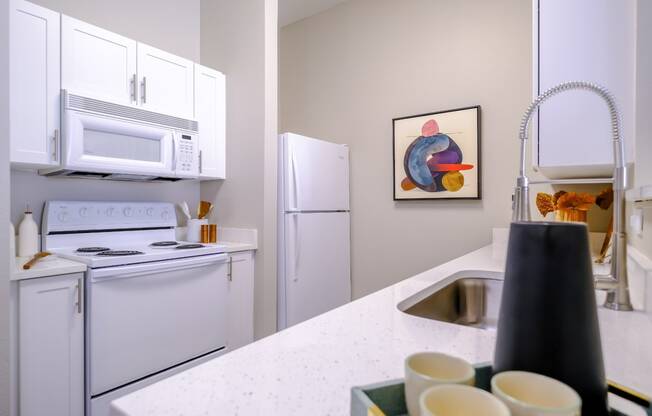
left=130, top=74, right=137, bottom=102
left=51, top=129, right=59, bottom=162
left=75, top=278, right=83, bottom=314
left=228, top=257, right=233, bottom=282
left=199, top=150, right=203, bottom=174
left=141, top=76, right=147, bottom=104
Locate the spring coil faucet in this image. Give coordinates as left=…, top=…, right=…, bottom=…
left=513, top=81, right=633, bottom=311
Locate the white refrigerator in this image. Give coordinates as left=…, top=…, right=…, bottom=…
left=277, top=133, right=351, bottom=330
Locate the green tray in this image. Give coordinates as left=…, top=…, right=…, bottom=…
left=351, top=363, right=652, bottom=416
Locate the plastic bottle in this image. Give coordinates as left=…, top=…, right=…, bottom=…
left=18, top=206, right=38, bottom=257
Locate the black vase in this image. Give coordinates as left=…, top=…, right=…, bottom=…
left=493, top=221, right=609, bottom=416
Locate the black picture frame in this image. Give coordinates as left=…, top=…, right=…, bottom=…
left=392, top=105, right=481, bottom=201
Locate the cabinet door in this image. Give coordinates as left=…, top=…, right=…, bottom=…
left=62, top=15, right=137, bottom=105
left=19, top=274, right=84, bottom=416
left=195, top=65, right=226, bottom=179
left=137, top=43, right=195, bottom=119
left=227, top=251, right=254, bottom=350
left=536, top=0, right=636, bottom=178
left=10, top=0, right=60, bottom=168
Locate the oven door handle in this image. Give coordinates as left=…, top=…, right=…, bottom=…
left=90, top=254, right=228, bottom=281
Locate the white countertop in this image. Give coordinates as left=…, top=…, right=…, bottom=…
left=11, top=255, right=87, bottom=281
left=218, top=241, right=257, bottom=253
left=110, top=245, right=652, bottom=416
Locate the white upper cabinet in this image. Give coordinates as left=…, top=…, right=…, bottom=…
left=62, top=15, right=137, bottom=105
left=19, top=274, right=84, bottom=416
left=138, top=43, right=195, bottom=119
left=194, top=64, right=226, bottom=179
left=534, top=0, right=636, bottom=178
left=10, top=0, right=60, bottom=168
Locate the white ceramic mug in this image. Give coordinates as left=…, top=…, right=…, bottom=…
left=491, top=371, right=582, bottom=416
left=419, top=384, right=511, bottom=416
left=404, top=352, right=475, bottom=416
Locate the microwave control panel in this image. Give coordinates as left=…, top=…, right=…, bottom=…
left=175, top=133, right=199, bottom=178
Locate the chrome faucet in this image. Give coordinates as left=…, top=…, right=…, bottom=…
left=513, top=81, right=633, bottom=311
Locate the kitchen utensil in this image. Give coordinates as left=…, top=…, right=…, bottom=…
left=22, top=252, right=51, bottom=269
left=187, top=219, right=208, bottom=243
left=197, top=201, right=212, bottom=219
left=405, top=352, right=475, bottom=416
left=179, top=201, right=191, bottom=221
left=493, top=221, right=609, bottom=416
left=491, top=371, right=581, bottom=416
left=419, top=384, right=510, bottom=416
left=18, top=205, right=38, bottom=257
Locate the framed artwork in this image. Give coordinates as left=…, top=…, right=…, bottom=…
left=393, top=106, right=481, bottom=200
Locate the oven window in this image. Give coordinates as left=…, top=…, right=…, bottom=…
left=84, top=129, right=161, bottom=162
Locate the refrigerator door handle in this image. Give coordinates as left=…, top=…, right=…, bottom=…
left=290, top=150, right=299, bottom=210
left=293, top=214, right=300, bottom=282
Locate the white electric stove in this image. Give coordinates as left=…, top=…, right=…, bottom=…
left=42, top=201, right=229, bottom=416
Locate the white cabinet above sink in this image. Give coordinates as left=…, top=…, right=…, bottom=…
left=533, top=0, right=636, bottom=179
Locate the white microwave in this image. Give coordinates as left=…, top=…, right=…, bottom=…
left=40, top=90, right=199, bottom=181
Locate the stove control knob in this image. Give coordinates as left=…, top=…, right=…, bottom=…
left=123, top=207, right=133, bottom=217
left=79, top=207, right=89, bottom=217
left=57, top=211, right=69, bottom=223
left=161, top=210, right=170, bottom=220
left=106, top=207, right=116, bottom=217
left=146, top=208, right=154, bottom=216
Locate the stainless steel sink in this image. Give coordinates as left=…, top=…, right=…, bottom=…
left=398, top=270, right=504, bottom=329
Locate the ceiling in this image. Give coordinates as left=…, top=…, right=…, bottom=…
left=279, top=0, right=349, bottom=27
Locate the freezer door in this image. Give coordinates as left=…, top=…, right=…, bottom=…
left=283, top=212, right=351, bottom=327
left=283, top=133, right=349, bottom=211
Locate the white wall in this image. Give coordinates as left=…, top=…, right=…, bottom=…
left=280, top=0, right=532, bottom=298
left=0, top=0, right=11, bottom=413
left=200, top=0, right=278, bottom=338
left=11, top=0, right=201, bottom=228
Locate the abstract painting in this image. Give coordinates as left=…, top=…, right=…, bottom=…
left=393, top=106, right=480, bottom=200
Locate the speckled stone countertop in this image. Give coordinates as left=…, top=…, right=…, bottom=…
left=110, top=245, right=652, bottom=416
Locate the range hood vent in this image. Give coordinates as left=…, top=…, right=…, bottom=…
left=65, top=92, right=198, bottom=132
left=40, top=170, right=183, bottom=182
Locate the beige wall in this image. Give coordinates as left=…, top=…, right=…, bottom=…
left=280, top=0, right=532, bottom=298
left=200, top=0, right=278, bottom=338
left=29, top=0, right=200, bottom=61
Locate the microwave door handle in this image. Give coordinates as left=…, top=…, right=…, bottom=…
left=172, top=135, right=177, bottom=171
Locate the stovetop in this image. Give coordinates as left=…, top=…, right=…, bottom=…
left=42, top=201, right=226, bottom=268
left=53, top=241, right=226, bottom=268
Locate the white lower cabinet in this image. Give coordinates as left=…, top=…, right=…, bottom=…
left=227, top=251, right=255, bottom=350
left=18, top=273, right=84, bottom=416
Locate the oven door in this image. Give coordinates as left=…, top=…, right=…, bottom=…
left=64, top=109, right=175, bottom=177
left=87, top=254, right=228, bottom=396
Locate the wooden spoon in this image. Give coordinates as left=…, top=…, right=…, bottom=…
left=23, top=252, right=51, bottom=270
